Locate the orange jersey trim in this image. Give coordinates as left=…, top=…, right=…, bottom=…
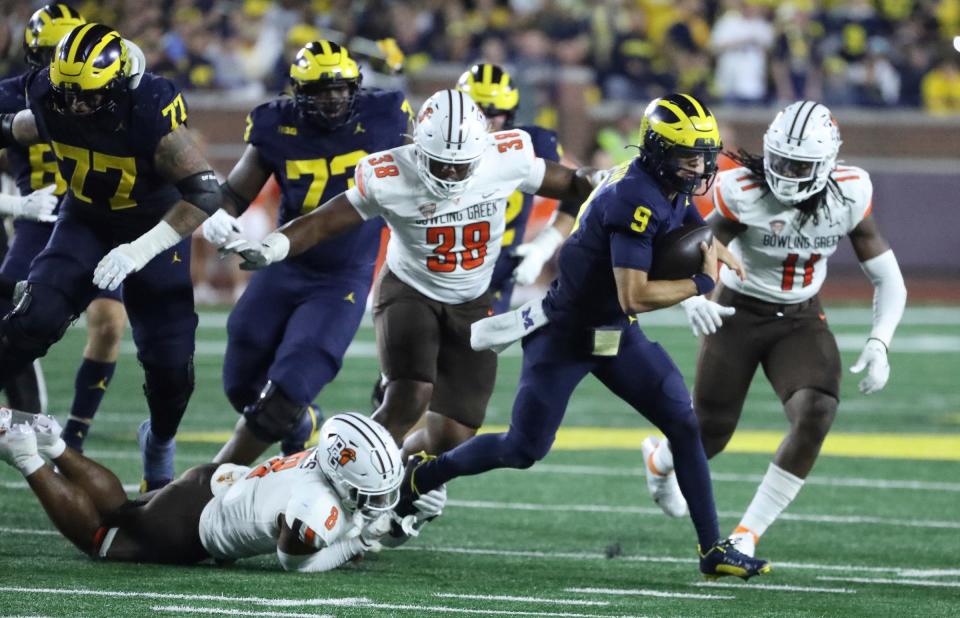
left=355, top=163, right=367, bottom=197
left=863, top=199, right=873, bottom=218
left=835, top=175, right=860, bottom=183
left=714, top=186, right=740, bottom=222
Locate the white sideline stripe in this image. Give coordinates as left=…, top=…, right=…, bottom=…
left=120, top=333, right=960, bottom=358
left=0, top=587, right=368, bottom=608
left=153, top=609, right=333, bottom=618
left=565, top=587, right=732, bottom=601
left=896, top=569, right=960, bottom=577
left=434, top=593, right=609, bottom=606
left=445, top=499, right=960, bottom=530
left=530, top=464, right=960, bottom=492
left=107, top=306, right=953, bottom=329
left=397, top=546, right=957, bottom=577
left=154, top=605, right=632, bottom=618
left=695, top=582, right=855, bottom=594
left=0, top=527, right=59, bottom=536
left=817, top=576, right=960, bottom=589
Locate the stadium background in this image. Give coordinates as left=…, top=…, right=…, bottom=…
left=0, top=2, right=959, bottom=617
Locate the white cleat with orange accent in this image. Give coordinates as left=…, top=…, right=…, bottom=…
left=641, top=436, right=688, bottom=518
left=729, top=526, right=758, bottom=558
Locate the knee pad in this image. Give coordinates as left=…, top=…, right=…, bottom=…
left=143, top=358, right=196, bottom=440
left=0, top=283, right=76, bottom=361
left=243, top=381, right=308, bottom=443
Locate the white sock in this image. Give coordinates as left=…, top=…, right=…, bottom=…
left=651, top=439, right=675, bottom=475
left=737, top=463, right=804, bottom=539
left=18, top=453, right=45, bottom=477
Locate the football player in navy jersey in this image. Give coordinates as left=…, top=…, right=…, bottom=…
left=0, top=23, right=222, bottom=490
left=395, top=94, right=772, bottom=579
left=202, top=41, right=414, bottom=466
left=0, top=5, right=129, bottom=451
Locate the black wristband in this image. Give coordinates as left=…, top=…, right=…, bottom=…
left=867, top=337, right=889, bottom=353
left=0, top=113, right=17, bottom=148
left=691, top=273, right=716, bottom=296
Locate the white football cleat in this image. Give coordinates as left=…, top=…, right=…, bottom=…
left=0, top=419, right=44, bottom=475
left=8, top=410, right=66, bottom=460
left=641, top=436, right=688, bottom=518
left=729, top=527, right=758, bottom=558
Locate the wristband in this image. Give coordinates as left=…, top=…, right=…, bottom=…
left=691, top=273, right=715, bottom=296
left=866, top=337, right=889, bottom=353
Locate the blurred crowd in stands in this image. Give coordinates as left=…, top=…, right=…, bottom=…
left=2, top=0, right=959, bottom=114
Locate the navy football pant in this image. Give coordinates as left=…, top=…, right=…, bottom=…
left=416, top=322, right=721, bottom=548
left=0, top=214, right=196, bottom=392
left=223, top=261, right=370, bottom=410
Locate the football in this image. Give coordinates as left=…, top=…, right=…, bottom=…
left=648, top=223, right=714, bottom=280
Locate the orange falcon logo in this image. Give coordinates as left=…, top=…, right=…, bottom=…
left=337, top=447, right=357, bottom=466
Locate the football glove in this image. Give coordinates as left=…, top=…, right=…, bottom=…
left=202, top=208, right=242, bottom=248
left=354, top=512, right=392, bottom=553
left=0, top=185, right=58, bottom=222
left=850, top=338, right=889, bottom=394
left=512, top=226, right=564, bottom=286
left=93, top=245, right=138, bottom=291
left=223, top=231, right=290, bottom=271
left=680, top=295, right=735, bottom=337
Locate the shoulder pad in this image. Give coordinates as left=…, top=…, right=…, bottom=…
left=831, top=165, right=873, bottom=223
left=714, top=167, right=764, bottom=222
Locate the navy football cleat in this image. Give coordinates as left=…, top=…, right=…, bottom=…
left=394, top=451, right=434, bottom=517
left=698, top=539, right=772, bottom=580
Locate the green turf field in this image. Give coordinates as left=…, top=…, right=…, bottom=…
left=1, top=304, right=958, bottom=617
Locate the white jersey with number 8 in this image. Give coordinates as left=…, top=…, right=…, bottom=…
left=198, top=448, right=349, bottom=560
left=714, top=165, right=873, bottom=303
left=345, top=130, right=546, bottom=304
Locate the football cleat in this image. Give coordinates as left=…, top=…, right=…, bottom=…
left=729, top=526, right=758, bottom=558
left=280, top=405, right=323, bottom=455
left=138, top=419, right=174, bottom=492
left=641, top=436, right=688, bottom=518
left=394, top=451, right=435, bottom=518
left=699, top=539, right=772, bottom=580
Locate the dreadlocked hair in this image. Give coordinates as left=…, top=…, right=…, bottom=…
left=725, top=148, right=851, bottom=229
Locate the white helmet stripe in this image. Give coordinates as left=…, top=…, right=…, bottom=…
left=794, top=101, right=821, bottom=145
left=456, top=90, right=465, bottom=149
left=786, top=100, right=811, bottom=144
left=341, top=412, right=396, bottom=471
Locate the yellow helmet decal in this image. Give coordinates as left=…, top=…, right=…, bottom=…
left=290, top=40, right=360, bottom=84
left=640, top=93, right=720, bottom=149
left=456, top=63, right=519, bottom=112
left=50, top=23, right=127, bottom=92
left=24, top=4, right=86, bottom=51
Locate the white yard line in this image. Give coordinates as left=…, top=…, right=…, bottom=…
left=529, top=464, right=960, bottom=492
left=817, top=576, right=960, bottom=589
left=445, top=499, right=960, bottom=530
left=153, top=604, right=638, bottom=618
left=694, top=581, right=855, bottom=594
left=564, top=588, right=732, bottom=601
left=152, top=608, right=333, bottom=618
left=434, top=593, right=608, bottom=606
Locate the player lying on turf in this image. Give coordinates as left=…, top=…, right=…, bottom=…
left=394, top=94, right=771, bottom=580
left=0, top=409, right=445, bottom=571
left=641, top=100, right=907, bottom=557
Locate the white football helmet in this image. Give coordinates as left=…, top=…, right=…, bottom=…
left=414, top=89, right=489, bottom=198
left=318, top=413, right=403, bottom=514
left=763, top=101, right=842, bottom=205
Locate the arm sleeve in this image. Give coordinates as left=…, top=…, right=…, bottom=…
left=859, top=249, right=906, bottom=348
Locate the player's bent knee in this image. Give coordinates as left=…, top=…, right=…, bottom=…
left=787, top=388, right=838, bottom=441
left=500, top=430, right=551, bottom=469
left=242, top=381, right=307, bottom=443
left=85, top=300, right=126, bottom=349
left=0, top=283, right=76, bottom=359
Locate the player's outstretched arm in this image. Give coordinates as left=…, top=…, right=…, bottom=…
left=276, top=512, right=389, bottom=572
left=848, top=216, right=906, bottom=394
left=0, top=109, right=41, bottom=148
left=92, top=125, right=220, bottom=290
left=534, top=160, right=595, bottom=203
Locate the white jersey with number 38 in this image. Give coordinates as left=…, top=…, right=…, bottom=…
left=345, top=130, right=547, bottom=304
left=714, top=165, right=873, bottom=303
left=198, top=448, right=350, bottom=560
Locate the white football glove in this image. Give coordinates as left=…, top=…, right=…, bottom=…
left=850, top=338, right=889, bottom=394
left=92, top=244, right=138, bottom=291
left=0, top=185, right=58, bottom=222
left=355, top=512, right=393, bottom=553
left=202, top=208, right=242, bottom=248
left=512, top=226, right=564, bottom=286
left=222, top=231, right=290, bottom=271
left=680, top=295, right=735, bottom=337
left=413, top=485, right=447, bottom=521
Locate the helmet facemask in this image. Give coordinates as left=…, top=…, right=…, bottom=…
left=292, top=77, right=360, bottom=130
left=414, top=89, right=489, bottom=199
left=763, top=143, right=836, bottom=205
left=643, top=133, right=721, bottom=196
left=762, top=101, right=842, bottom=206
left=415, top=147, right=482, bottom=199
